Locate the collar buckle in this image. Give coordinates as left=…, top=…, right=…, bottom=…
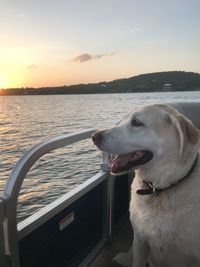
left=152, top=187, right=158, bottom=196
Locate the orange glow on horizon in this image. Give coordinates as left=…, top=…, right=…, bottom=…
left=0, top=77, right=21, bottom=89
left=0, top=74, right=8, bottom=89
left=0, top=66, right=28, bottom=89
left=0, top=81, right=6, bottom=89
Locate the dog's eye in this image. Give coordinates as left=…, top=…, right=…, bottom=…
left=131, top=118, right=144, bottom=127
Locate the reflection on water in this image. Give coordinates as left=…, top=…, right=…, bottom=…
left=0, top=92, right=200, bottom=221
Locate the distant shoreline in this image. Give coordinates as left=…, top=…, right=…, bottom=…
left=0, top=89, right=200, bottom=97
left=1, top=71, right=200, bottom=96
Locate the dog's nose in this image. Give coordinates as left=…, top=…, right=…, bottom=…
left=92, top=131, right=103, bottom=144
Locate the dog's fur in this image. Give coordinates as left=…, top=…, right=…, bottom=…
left=92, top=104, right=200, bottom=267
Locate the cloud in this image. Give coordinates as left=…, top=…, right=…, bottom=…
left=27, top=64, right=38, bottom=70
left=130, top=27, right=142, bottom=33
left=72, top=52, right=115, bottom=63
left=73, top=53, right=92, bottom=63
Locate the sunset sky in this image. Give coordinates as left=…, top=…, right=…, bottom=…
left=0, top=0, right=200, bottom=89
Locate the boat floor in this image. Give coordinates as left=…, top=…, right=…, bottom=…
left=91, top=217, right=133, bottom=267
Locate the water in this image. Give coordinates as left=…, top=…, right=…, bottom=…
left=0, top=91, right=199, bottom=221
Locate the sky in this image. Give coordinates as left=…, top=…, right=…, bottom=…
left=0, top=0, right=200, bottom=89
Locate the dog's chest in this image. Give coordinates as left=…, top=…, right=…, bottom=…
left=130, top=180, right=200, bottom=258
left=130, top=192, right=176, bottom=245
left=130, top=190, right=200, bottom=265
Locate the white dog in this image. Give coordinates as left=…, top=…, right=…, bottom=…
left=92, top=104, right=200, bottom=267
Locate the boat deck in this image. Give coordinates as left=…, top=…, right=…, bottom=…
left=91, top=216, right=133, bottom=267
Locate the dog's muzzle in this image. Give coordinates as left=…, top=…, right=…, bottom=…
left=92, top=131, right=153, bottom=176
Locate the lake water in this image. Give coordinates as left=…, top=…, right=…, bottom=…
left=0, top=91, right=200, bottom=221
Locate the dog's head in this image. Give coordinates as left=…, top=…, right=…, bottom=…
left=92, top=104, right=200, bottom=176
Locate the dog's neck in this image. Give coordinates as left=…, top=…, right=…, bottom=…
left=135, top=153, right=199, bottom=196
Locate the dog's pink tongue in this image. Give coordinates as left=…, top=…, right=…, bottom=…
left=109, top=155, right=130, bottom=172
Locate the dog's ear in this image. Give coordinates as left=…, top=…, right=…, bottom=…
left=169, top=114, right=199, bottom=159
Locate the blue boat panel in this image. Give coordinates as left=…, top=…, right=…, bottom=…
left=19, top=181, right=106, bottom=267
left=114, top=174, right=130, bottom=225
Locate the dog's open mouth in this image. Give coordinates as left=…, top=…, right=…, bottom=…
left=109, top=150, right=153, bottom=176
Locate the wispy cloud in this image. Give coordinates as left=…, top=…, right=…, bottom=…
left=130, top=27, right=142, bottom=33
left=147, top=40, right=154, bottom=45
left=72, top=52, right=115, bottom=63
left=27, top=64, right=38, bottom=70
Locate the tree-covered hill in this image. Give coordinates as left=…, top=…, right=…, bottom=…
left=1, top=71, right=200, bottom=95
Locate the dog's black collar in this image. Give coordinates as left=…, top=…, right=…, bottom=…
left=136, top=153, right=199, bottom=196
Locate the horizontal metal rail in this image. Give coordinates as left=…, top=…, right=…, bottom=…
left=0, top=129, right=97, bottom=267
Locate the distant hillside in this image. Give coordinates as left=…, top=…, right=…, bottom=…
left=1, top=71, right=200, bottom=95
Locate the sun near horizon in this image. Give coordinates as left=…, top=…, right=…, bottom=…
left=0, top=80, right=6, bottom=89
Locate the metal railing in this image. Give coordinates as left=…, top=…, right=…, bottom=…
left=0, top=129, right=113, bottom=267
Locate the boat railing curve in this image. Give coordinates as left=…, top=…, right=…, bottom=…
left=0, top=129, right=112, bottom=267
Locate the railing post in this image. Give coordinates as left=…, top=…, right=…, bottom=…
left=101, top=152, right=115, bottom=240
left=3, top=197, right=20, bottom=267
left=0, top=197, right=10, bottom=267
left=101, top=152, right=110, bottom=172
